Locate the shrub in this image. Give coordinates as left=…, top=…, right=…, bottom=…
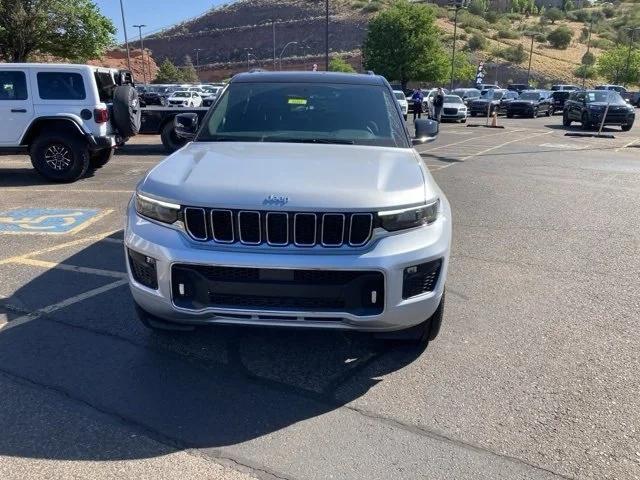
left=459, top=32, right=468, bottom=40
left=581, top=51, right=596, bottom=66
left=468, top=0, right=486, bottom=15
left=505, top=12, right=523, bottom=21
left=602, top=5, right=615, bottom=18
left=579, top=26, right=589, bottom=43
left=329, top=56, right=356, bottom=73
left=547, top=25, right=573, bottom=49
left=574, top=65, right=596, bottom=79
left=495, top=44, right=527, bottom=63
left=566, top=9, right=590, bottom=23
left=459, top=11, right=490, bottom=31
left=543, top=7, right=564, bottom=24
left=497, top=29, right=521, bottom=39
left=590, top=38, right=614, bottom=49
left=467, top=33, right=488, bottom=51
left=484, top=10, right=499, bottom=23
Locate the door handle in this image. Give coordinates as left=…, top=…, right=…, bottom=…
left=11, top=109, right=27, bottom=113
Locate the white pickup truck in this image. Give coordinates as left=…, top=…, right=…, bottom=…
left=0, top=63, right=140, bottom=182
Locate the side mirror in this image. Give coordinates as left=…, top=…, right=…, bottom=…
left=412, top=118, right=438, bottom=145
left=174, top=113, right=199, bottom=140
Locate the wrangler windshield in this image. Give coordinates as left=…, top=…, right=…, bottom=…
left=197, top=82, right=409, bottom=147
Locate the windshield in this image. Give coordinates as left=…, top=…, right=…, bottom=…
left=173, top=92, right=190, bottom=98
left=480, top=90, right=503, bottom=100
left=444, top=95, right=463, bottom=104
left=586, top=91, right=624, bottom=104
left=519, top=92, right=541, bottom=100
left=394, top=91, right=406, bottom=100
left=197, top=82, right=409, bottom=148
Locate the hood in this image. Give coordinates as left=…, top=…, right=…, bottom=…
left=443, top=102, right=464, bottom=109
left=139, top=142, right=431, bottom=211
left=511, top=100, right=536, bottom=105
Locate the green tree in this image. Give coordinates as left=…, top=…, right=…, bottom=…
left=0, top=0, right=115, bottom=62
left=450, top=52, right=476, bottom=83
left=543, top=7, right=564, bottom=24
left=180, top=55, right=199, bottom=82
left=468, top=0, right=486, bottom=16
left=547, top=25, right=573, bottom=49
left=154, top=59, right=182, bottom=83
left=581, top=51, right=596, bottom=67
left=597, top=46, right=640, bottom=85
left=362, top=0, right=448, bottom=90
left=329, top=56, right=356, bottom=73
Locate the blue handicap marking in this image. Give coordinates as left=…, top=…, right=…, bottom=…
left=0, top=208, right=101, bottom=234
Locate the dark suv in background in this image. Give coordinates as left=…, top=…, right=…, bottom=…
left=550, top=91, right=571, bottom=114
left=506, top=90, right=552, bottom=118
left=563, top=90, right=635, bottom=131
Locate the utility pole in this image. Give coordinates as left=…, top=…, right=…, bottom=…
left=449, top=1, right=467, bottom=90
left=133, top=24, right=147, bottom=84
left=524, top=32, right=536, bottom=85
left=273, top=21, right=277, bottom=71
left=245, top=49, right=254, bottom=70
left=119, top=0, right=132, bottom=74
left=582, top=17, right=593, bottom=89
left=622, top=26, right=640, bottom=88
left=325, top=0, right=329, bottom=71
left=279, top=41, right=298, bottom=70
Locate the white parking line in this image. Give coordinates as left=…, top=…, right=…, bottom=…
left=10, top=257, right=126, bottom=279
left=0, top=279, right=128, bottom=332
left=420, top=129, right=523, bottom=153
left=461, top=131, right=552, bottom=161
left=615, top=137, right=639, bottom=152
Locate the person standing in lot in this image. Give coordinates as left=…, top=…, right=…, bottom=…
left=433, top=87, right=445, bottom=122
left=411, top=89, right=424, bottom=120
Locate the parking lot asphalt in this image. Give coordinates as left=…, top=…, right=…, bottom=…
left=0, top=114, right=639, bottom=480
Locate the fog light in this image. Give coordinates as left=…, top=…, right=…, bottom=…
left=128, top=249, right=158, bottom=289
left=403, top=259, right=442, bottom=299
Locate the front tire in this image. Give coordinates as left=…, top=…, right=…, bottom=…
left=563, top=111, right=571, bottom=126
left=621, top=123, right=633, bottom=132
left=581, top=112, right=592, bottom=130
left=30, top=132, right=90, bottom=182
left=376, top=290, right=445, bottom=350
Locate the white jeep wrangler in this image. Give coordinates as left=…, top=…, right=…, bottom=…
left=0, top=63, right=141, bottom=182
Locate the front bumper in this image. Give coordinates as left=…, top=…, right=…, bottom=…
left=441, top=111, right=467, bottom=120
left=124, top=199, right=452, bottom=332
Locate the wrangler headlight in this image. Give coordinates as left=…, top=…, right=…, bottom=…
left=378, top=199, right=439, bottom=232
left=135, top=193, right=180, bottom=224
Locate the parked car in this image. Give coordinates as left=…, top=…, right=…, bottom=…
left=595, top=84, right=632, bottom=102
left=497, top=90, right=520, bottom=113
left=469, top=89, right=507, bottom=117
left=631, top=91, right=640, bottom=107
left=393, top=90, right=409, bottom=120
left=563, top=90, right=635, bottom=131
left=167, top=90, right=203, bottom=107
left=477, top=83, right=500, bottom=91
left=451, top=88, right=481, bottom=106
left=126, top=71, right=450, bottom=349
left=507, top=83, right=531, bottom=94
left=422, top=87, right=448, bottom=117
left=0, top=63, right=139, bottom=181
left=506, top=90, right=552, bottom=118
left=440, top=95, right=467, bottom=122
left=550, top=90, right=571, bottom=114
left=551, top=84, right=579, bottom=91
left=138, top=85, right=165, bottom=106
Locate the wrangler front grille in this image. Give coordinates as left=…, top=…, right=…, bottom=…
left=183, top=208, right=374, bottom=248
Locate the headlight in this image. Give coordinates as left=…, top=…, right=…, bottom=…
left=378, top=200, right=439, bottom=232
left=135, top=193, right=180, bottom=224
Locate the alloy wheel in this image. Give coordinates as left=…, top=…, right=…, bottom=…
left=44, top=144, right=72, bottom=171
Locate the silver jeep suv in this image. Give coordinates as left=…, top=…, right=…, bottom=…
left=125, top=72, right=451, bottom=347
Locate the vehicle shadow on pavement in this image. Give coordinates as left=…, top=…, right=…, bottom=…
left=0, top=167, right=97, bottom=187
left=116, top=142, right=167, bottom=157
left=0, top=232, right=424, bottom=460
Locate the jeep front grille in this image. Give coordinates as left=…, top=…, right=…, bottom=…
left=183, top=208, right=374, bottom=248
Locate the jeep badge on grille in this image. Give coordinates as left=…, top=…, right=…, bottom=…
left=263, top=194, right=289, bottom=206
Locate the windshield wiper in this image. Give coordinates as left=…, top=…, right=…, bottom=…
left=261, top=136, right=355, bottom=145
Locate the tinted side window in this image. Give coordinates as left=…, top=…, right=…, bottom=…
left=37, top=72, right=86, bottom=100
left=0, top=71, right=28, bottom=100
left=94, top=72, right=116, bottom=102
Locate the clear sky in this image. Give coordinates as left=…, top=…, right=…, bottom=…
left=95, top=0, right=227, bottom=42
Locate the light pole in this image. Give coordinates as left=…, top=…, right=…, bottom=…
left=193, top=48, right=203, bottom=67
left=622, top=26, right=640, bottom=88
left=325, top=0, right=329, bottom=71
left=582, top=17, right=593, bottom=88
left=245, top=49, right=254, bottom=70
left=279, top=41, right=298, bottom=70
left=133, top=24, right=147, bottom=84
left=524, top=31, right=537, bottom=86
left=449, top=1, right=467, bottom=90
left=118, top=0, right=132, bottom=73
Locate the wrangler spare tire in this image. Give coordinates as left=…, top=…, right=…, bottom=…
left=112, top=85, right=141, bottom=137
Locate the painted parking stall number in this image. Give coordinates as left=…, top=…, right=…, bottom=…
left=0, top=208, right=102, bottom=234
